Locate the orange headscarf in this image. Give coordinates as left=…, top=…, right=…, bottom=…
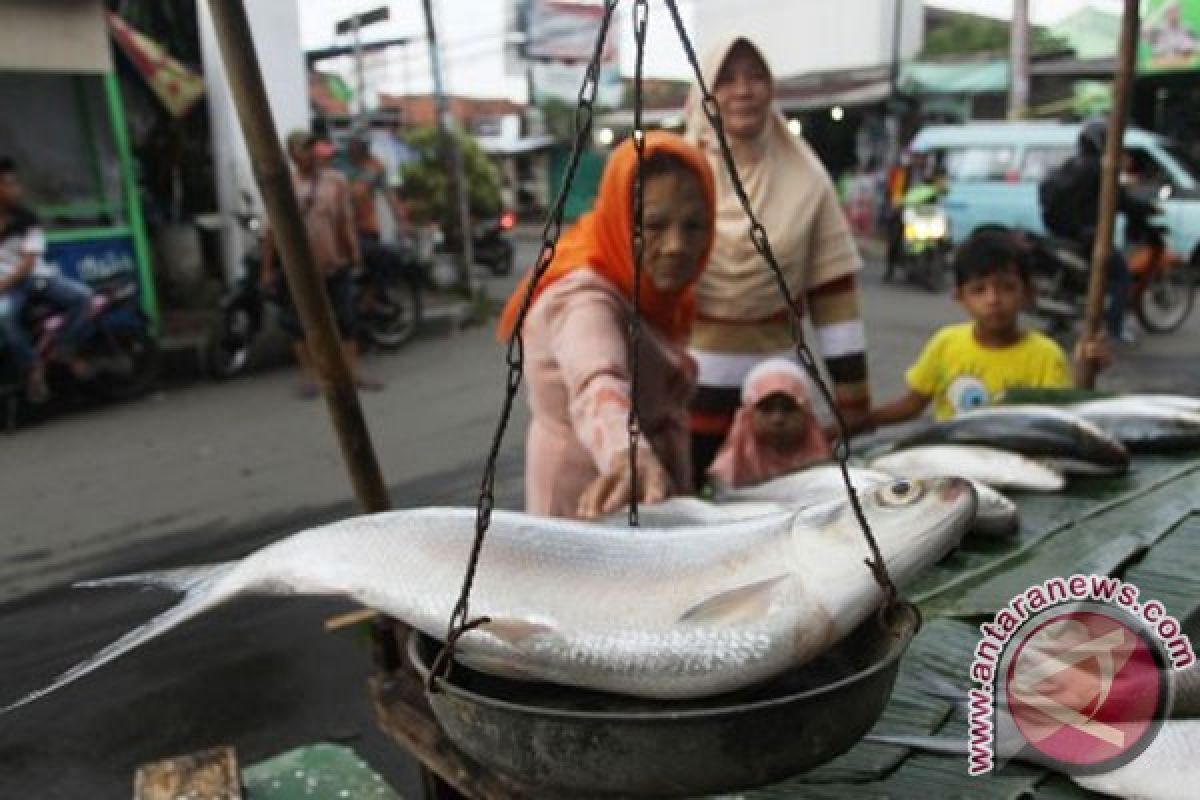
left=497, top=131, right=716, bottom=343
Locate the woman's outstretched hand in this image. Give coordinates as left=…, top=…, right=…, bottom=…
left=577, top=450, right=672, bottom=519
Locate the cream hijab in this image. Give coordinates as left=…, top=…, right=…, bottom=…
left=684, top=36, right=858, bottom=320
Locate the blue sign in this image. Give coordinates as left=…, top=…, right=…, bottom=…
left=44, top=235, right=143, bottom=328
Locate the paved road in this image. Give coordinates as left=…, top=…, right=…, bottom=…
left=1, top=234, right=1196, bottom=798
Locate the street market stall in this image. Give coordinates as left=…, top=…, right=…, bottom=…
left=0, top=0, right=157, bottom=328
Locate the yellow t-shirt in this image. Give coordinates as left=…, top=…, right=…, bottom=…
left=906, top=323, right=1072, bottom=420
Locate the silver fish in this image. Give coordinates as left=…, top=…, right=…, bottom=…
left=1068, top=397, right=1200, bottom=453
left=2, top=479, right=975, bottom=710
left=714, top=463, right=1017, bottom=539
left=867, top=721, right=1200, bottom=800
left=715, top=464, right=892, bottom=504
left=890, top=405, right=1130, bottom=475
left=599, top=496, right=793, bottom=528
left=1121, top=394, right=1200, bottom=414
left=869, top=467, right=1020, bottom=538
left=869, top=444, right=1066, bottom=492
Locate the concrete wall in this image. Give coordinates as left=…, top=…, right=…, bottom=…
left=0, top=0, right=111, bottom=74
left=695, top=0, right=924, bottom=77
left=197, top=0, right=309, bottom=282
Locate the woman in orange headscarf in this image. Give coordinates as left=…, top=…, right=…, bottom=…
left=497, top=131, right=716, bottom=519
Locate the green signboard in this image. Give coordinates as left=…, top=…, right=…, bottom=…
left=1139, top=0, right=1200, bottom=72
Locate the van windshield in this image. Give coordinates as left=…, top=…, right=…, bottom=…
left=1162, top=143, right=1200, bottom=190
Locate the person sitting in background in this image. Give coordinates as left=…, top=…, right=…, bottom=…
left=0, top=157, right=94, bottom=403
left=496, top=131, right=715, bottom=519
left=707, top=357, right=831, bottom=491
left=866, top=228, right=1110, bottom=428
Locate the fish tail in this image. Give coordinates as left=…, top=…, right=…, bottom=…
left=76, top=563, right=232, bottom=593
left=2, top=563, right=239, bottom=715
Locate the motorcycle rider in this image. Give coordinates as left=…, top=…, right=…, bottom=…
left=884, top=152, right=947, bottom=282
left=1039, top=119, right=1158, bottom=343
left=0, top=157, right=95, bottom=403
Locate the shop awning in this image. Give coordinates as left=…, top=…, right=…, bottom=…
left=899, top=60, right=1009, bottom=94
left=0, top=0, right=111, bottom=74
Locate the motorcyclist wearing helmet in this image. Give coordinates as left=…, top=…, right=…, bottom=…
left=1039, top=119, right=1158, bottom=342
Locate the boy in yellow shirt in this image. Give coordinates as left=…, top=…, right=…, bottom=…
left=868, top=229, right=1110, bottom=426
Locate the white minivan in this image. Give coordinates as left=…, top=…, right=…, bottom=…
left=910, top=121, right=1200, bottom=267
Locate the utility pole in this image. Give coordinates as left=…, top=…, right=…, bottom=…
left=421, top=0, right=475, bottom=295
left=335, top=6, right=390, bottom=125
left=1080, top=0, right=1139, bottom=388
left=1009, top=0, right=1031, bottom=119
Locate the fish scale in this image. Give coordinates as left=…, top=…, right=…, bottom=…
left=2, top=478, right=974, bottom=710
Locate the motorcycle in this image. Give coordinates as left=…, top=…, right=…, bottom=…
left=895, top=203, right=951, bottom=291
left=472, top=210, right=516, bottom=276
left=203, top=210, right=424, bottom=380
left=0, top=278, right=160, bottom=429
left=1018, top=216, right=1195, bottom=335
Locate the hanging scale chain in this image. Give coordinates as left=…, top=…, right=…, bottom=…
left=660, top=0, right=898, bottom=605
left=428, top=0, right=621, bottom=691
left=626, top=0, right=649, bottom=527
left=431, top=0, right=901, bottom=693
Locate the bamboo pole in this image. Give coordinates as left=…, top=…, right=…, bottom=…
left=205, top=0, right=391, bottom=514
left=1079, top=0, right=1139, bottom=388
left=206, top=0, right=402, bottom=679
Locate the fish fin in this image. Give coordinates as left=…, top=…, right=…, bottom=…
left=2, top=563, right=239, bottom=715
left=76, top=563, right=233, bottom=593
left=457, top=652, right=543, bottom=681
left=678, top=574, right=796, bottom=626
left=477, top=617, right=561, bottom=648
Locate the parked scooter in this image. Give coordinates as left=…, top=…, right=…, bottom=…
left=1018, top=216, right=1195, bottom=334
left=203, top=208, right=424, bottom=380
left=0, top=278, right=160, bottom=429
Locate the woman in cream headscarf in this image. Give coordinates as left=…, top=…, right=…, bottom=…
left=684, top=36, right=870, bottom=489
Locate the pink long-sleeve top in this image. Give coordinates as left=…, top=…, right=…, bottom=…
left=521, top=269, right=696, bottom=518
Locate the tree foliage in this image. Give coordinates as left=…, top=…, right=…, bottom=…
left=399, top=127, right=503, bottom=225
left=921, top=16, right=1072, bottom=59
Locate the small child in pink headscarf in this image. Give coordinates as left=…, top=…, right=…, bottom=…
left=707, top=358, right=832, bottom=490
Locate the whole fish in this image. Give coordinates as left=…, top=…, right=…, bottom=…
left=1123, top=394, right=1200, bottom=414
left=599, top=496, right=792, bottom=527
left=869, top=467, right=1020, bottom=538
left=1068, top=397, right=1200, bottom=453
left=869, top=444, right=1066, bottom=492
left=889, top=405, right=1130, bottom=475
left=715, top=464, right=892, bottom=504
left=2, top=478, right=975, bottom=710
left=717, top=464, right=1019, bottom=538
left=867, top=722, right=1200, bottom=800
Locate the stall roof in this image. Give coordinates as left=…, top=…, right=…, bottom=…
left=0, top=0, right=111, bottom=74
left=900, top=60, right=1009, bottom=94
left=476, top=134, right=557, bottom=157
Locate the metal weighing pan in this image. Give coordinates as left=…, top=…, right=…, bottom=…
left=408, top=603, right=919, bottom=798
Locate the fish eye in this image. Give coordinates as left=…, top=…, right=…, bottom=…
left=877, top=479, right=926, bottom=507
